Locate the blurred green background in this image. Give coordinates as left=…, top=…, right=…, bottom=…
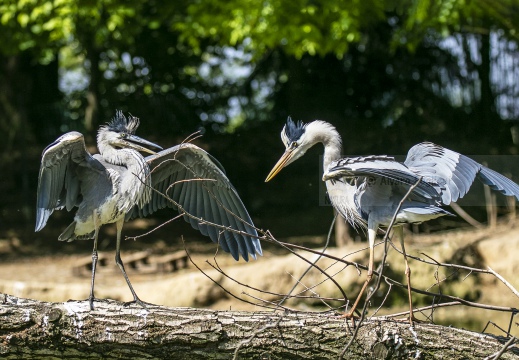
left=1, top=0, right=519, bottom=253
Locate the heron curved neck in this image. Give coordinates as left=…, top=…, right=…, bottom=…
left=306, top=121, right=342, bottom=170
left=322, top=138, right=342, bottom=171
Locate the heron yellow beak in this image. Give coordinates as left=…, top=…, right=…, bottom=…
left=265, top=149, right=294, bottom=182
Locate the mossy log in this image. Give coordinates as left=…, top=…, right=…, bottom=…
left=0, top=294, right=517, bottom=359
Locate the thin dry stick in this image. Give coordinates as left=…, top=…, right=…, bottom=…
left=368, top=264, right=391, bottom=318
left=449, top=202, right=484, bottom=229
left=276, top=241, right=371, bottom=271
left=483, top=336, right=518, bottom=360
left=384, top=278, right=517, bottom=313
left=401, top=248, right=495, bottom=274
left=206, top=259, right=344, bottom=303
left=482, top=321, right=510, bottom=335
left=125, top=214, right=184, bottom=240
left=339, top=177, right=424, bottom=359
left=404, top=250, right=519, bottom=302
left=141, top=147, right=259, bottom=232
left=377, top=301, right=463, bottom=319
left=285, top=271, right=336, bottom=311
left=179, top=237, right=277, bottom=311
left=488, top=267, right=519, bottom=299
left=180, top=131, right=203, bottom=144
left=277, top=215, right=337, bottom=308
left=232, top=216, right=338, bottom=360
left=133, top=174, right=264, bottom=241
left=241, top=293, right=298, bottom=312
left=261, top=232, right=351, bottom=304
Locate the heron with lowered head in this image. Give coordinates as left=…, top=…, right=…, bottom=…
left=266, top=117, right=519, bottom=324
left=36, top=111, right=262, bottom=309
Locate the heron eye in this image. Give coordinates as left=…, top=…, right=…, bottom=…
left=121, top=133, right=127, bottom=138
left=291, top=141, right=298, bottom=148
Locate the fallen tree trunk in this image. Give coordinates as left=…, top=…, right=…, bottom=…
left=0, top=294, right=516, bottom=359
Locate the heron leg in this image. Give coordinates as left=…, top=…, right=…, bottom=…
left=342, top=224, right=377, bottom=319
left=88, top=212, right=101, bottom=310
left=396, top=226, right=415, bottom=325
left=114, top=218, right=148, bottom=308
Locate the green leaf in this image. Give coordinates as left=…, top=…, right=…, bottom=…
left=17, top=13, right=30, bottom=28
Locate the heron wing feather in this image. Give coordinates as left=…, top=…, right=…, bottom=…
left=327, top=156, right=439, bottom=200
left=35, top=132, right=103, bottom=232
left=126, top=143, right=261, bottom=261
left=404, top=142, right=519, bottom=204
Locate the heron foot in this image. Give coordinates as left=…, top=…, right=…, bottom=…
left=394, top=315, right=423, bottom=326
left=85, top=295, right=101, bottom=310
left=123, top=297, right=153, bottom=309
left=337, top=311, right=359, bottom=320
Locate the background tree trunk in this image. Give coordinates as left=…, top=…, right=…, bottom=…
left=0, top=294, right=516, bottom=359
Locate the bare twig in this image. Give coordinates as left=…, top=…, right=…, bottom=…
left=384, top=278, right=517, bottom=313
left=377, top=301, right=462, bottom=319
left=483, top=336, right=518, bottom=360
left=340, top=177, right=424, bottom=358
left=449, top=202, right=484, bottom=229
left=125, top=214, right=184, bottom=241
left=180, top=237, right=276, bottom=311
left=232, top=216, right=339, bottom=359
left=488, top=267, right=519, bottom=299
left=205, top=258, right=344, bottom=303
left=369, top=265, right=393, bottom=318
left=277, top=215, right=338, bottom=308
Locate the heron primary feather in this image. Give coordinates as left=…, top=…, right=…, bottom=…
left=266, top=117, right=519, bottom=323
left=36, top=111, right=262, bottom=309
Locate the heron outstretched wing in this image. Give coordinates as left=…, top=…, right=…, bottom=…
left=326, top=155, right=440, bottom=201
left=126, top=143, right=262, bottom=261
left=404, top=142, right=519, bottom=204
left=35, top=131, right=105, bottom=232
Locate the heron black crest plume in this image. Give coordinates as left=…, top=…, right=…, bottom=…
left=104, top=110, right=140, bottom=134
left=284, top=116, right=306, bottom=142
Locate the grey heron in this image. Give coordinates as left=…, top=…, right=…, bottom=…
left=36, top=111, right=262, bottom=309
left=266, top=117, right=519, bottom=323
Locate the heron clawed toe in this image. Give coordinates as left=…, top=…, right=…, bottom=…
left=123, top=297, right=153, bottom=309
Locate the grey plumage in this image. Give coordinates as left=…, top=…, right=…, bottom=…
left=325, top=141, right=519, bottom=224
left=36, top=111, right=261, bottom=309
left=125, top=143, right=261, bottom=260
left=266, top=118, right=519, bottom=323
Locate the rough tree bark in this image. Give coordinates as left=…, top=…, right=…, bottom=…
left=0, top=294, right=517, bottom=359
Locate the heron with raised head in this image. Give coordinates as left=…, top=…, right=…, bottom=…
left=36, top=111, right=262, bottom=309
left=266, top=117, right=519, bottom=323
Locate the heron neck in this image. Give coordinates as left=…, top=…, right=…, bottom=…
left=323, top=140, right=342, bottom=171
left=314, top=128, right=341, bottom=171
left=305, top=120, right=342, bottom=171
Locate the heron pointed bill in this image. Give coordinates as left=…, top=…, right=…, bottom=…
left=265, top=149, right=294, bottom=182
left=118, top=134, right=163, bottom=155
